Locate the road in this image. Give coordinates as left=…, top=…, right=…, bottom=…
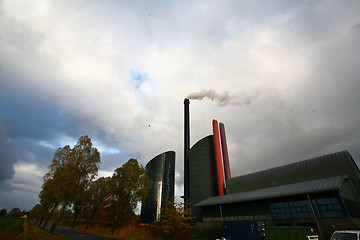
left=54, top=226, right=118, bottom=240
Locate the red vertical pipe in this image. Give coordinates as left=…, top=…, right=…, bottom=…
left=219, top=122, right=231, bottom=181
left=212, top=119, right=225, bottom=196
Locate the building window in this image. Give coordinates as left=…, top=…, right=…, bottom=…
left=311, top=197, right=344, bottom=218
left=289, top=200, right=314, bottom=219
left=269, top=202, right=292, bottom=219
left=270, top=197, right=344, bottom=220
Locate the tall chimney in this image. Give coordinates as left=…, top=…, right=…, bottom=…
left=184, top=98, right=190, bottom=203
left=219, top=122, right=231, bottom=181
left=212, top=119, right=225, bottom=196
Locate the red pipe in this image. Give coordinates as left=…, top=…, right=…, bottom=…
left=219, top=122, right=231, bottom=181
left=212, top=119, right=225, bottom=196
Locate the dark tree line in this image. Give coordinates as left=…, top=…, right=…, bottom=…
left=0, top=208, right=28, bottom=218
left=30, top=135, right=151, bottom=233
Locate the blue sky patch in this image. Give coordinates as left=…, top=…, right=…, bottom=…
left=130, top=69, right=149, bottom=90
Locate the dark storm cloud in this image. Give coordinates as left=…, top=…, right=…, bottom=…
left=0, top=74, right=129, bottom=210
left=0, top=87, right=69, bottom=140
left=0, top=79, right=84, bottom=184
left=0, top=122, right=15, bottom=182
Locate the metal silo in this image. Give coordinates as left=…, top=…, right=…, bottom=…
left=140, top=151, right=175, bottom=223
left=189, top=135, right=218, bottom=220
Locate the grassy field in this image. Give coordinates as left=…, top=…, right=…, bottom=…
left=0, top=217, right=211, bottom=240
left=73, top=222, right=164, bottom=240
left=0, top=217, right=164, bottom=240
left=0, top=217, right=69, bottom=240
left=0, top=217, right=23, bottom=239
left=73, top=223, right=211, bottom=240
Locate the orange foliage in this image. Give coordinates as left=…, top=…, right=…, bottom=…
left=160, top=199, right=194, bottom=240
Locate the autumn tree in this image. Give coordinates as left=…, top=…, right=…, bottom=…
left=71, top=181, right=90, bottom=228
left=39, top=136, right=100, bottom=233
left=41, top=145, right=72, bottom=229
left=84, top=177, right=111, bottom=230
left=30, top=204, right=44, bottom=225
left=47, top=145, right=78, bottom=232
left=108, top=158, right=152, bottom=233
left=39, top=176, right=61, bottom=228
left=161, top=199, right=194, bottom=240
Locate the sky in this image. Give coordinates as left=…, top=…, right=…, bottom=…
left=1, top=0, right=360, bottom=212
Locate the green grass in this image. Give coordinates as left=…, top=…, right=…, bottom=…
left=0, top=217, right=24, bottom=239
left=0, top=217, right=212, bottom=240
left=20, top=219, right=69, bottom=240
left=0, top=218, right=70, bottom=240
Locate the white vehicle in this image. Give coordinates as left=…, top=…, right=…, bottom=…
left=330, top=231, right=360, bottom=240
left=306, top=235, right=319, bottom=240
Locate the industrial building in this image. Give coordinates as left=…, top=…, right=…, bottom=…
left=140, top=151, right=175, bottom=223
left=196, top=151, right=360, bottom=239
left=183, top=98, right=360, bottom=239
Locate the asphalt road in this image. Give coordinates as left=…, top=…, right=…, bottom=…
left=54, top=226, right=118, bottom=240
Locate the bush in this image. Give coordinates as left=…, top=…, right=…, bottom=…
left=161, top=199, right=194, bottom=240
left=118, top=222, right=165, bottom=240
left=0, top=209, right=7, bottom=217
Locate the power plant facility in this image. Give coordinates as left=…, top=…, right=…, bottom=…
left=183, top=98, right=360, bottom=240
left=140, top=98, right=360, bottom=240
left=184, top=98, right=232, bottom=220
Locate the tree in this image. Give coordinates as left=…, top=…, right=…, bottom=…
left=30, top=204, right=43, bottom=224
left=68, top=136, right=101, bottom=228
left=84, top=177, right=111, bottom=230
left=39, top=177, right=60, bottom=229
left=161, top=199, right=194, bottom=240
left=44, top=146, right=73, bottom=232
left=71, top=180, right=90, bottom=228
left=39, top=135, right=100, bottom=233
left=0, top=209, right=7, bottom=217
left=108, top=158, right=152, bottom=233
left=8, top=208, right=21, bottom=218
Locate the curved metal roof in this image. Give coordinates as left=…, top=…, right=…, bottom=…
left=191, top=134, right=213, bottom=149
left=146, top=151, right=175, bottom=168
left=227, top=151, right=360, bottom=194
left=196, top=175, right=349, bottom=207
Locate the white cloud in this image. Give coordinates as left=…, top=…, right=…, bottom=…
left=9, top=163, right=45, bottom=194
left=97, top=170, right=114, bottom=179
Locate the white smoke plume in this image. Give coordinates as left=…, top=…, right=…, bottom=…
left=187, top=89, right=260, bottom=106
